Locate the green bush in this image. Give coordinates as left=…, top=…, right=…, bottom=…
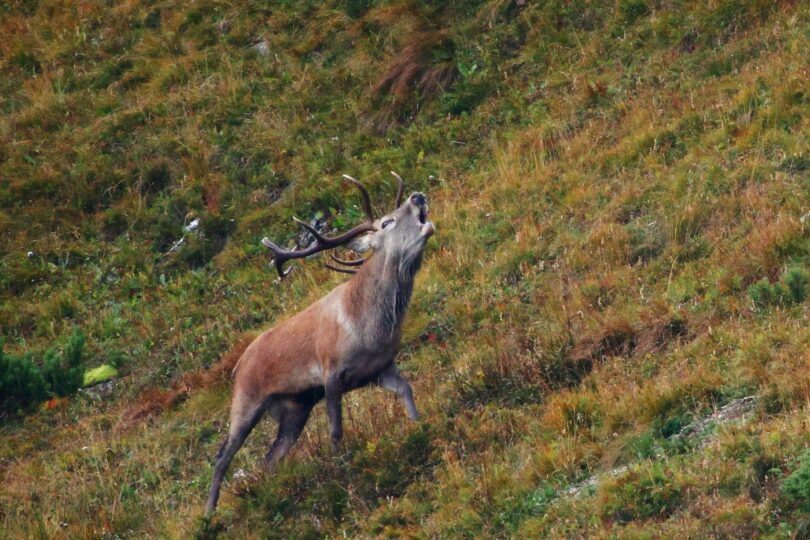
left=748, top=268, right=809, bottom=309
left=748, top=278, right=787, bottom=307
left=783, top=451, right=810, bottom=511
left=784, top=268, right=809, bottom=304
left=494, top=485, right=557, bottom=533
left=0, top=329, right=87, bottom=415
left=41, top=328, right=86, bottom=397
left=0, top=345, right=48, bottom=415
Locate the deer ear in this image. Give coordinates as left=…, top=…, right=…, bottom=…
left=348, top=232, right=375, bottom=253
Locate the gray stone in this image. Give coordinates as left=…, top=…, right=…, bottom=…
left=251, top=40, right=270, bottom=56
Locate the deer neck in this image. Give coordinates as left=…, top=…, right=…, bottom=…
left=344, top=248, right=423, bottom=347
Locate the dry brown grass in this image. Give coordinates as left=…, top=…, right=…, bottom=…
left=368, top=31, right=457, bottom=132
left=569, top=316, right=636, bottom=364
left=118, top=332, right=256, bottom=430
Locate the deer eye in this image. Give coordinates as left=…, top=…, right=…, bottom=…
left=381, top=218, right=394, bottom=229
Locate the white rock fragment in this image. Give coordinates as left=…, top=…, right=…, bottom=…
left=167, top=237, right=185, bottom=253
left=184, top=218, right=200, bottom=233
left=251, top=40, right=270, bottom=56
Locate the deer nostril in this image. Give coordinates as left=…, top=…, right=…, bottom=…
left=410, top=193, right=426, bottom=206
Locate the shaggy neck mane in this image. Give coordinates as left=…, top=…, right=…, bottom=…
left=344, top=247, right=423, bottom=345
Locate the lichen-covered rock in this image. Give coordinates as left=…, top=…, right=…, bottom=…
left=82, top=364, right=118, bottom=388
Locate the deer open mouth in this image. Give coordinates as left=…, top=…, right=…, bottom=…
left=418, top=206, right=428, bottom=225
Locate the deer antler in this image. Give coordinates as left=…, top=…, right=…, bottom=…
left=324, top=262, right=358, bottom=274
left=330, top=252, right=367, bottom=266
left=391, top=171, right=405, bottom=208
left=323, top=172, right=403, bottom=274
left=322, top=252, right=368, bottom=275
left=261, top=176, right=376, bottom=277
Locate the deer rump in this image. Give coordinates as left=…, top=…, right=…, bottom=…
left=206, top=172, right=433, bottom=515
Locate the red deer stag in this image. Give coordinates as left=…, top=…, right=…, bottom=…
left=206, top=172, right=434, bottom=514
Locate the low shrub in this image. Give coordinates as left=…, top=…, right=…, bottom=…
left=0, top=329, right=87, bottom=416
left=0, top=346, right=48, bottom=415
left=493, top=485, right=557, bottom=534
left=599, top=463, right=684, bottom=523
left=41, top=328, right=85, bottom=397
left=782, top=450, right=810, bottom=512
left=748, top=267, right=809, bottom=309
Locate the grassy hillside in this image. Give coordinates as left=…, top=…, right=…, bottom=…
left=1, top=0, right=809, bottom=537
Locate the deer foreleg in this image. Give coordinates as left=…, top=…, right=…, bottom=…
left=325, top=377, right=344, bottom=451
left=377, top=364, right=420, bottom=421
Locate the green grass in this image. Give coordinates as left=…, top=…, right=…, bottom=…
left=1, top=0, right=809, bottom=537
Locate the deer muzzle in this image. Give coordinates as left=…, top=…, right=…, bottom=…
left=409, top=192, right=434, bottom=237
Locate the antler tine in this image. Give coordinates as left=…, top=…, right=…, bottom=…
left=293, top=216, right=327, bottom=242
left=341, top=174, right=375, bottom=223
left=330, top=252, right=367, bottom=266
left=324, top=262, right=358, bottom=274
left=262, top=175, right=379, bottom=278
left=391, top=171, right=405, bottom=208
left=261, top=237, right=300, bottom=277
left=263, top=218, right=374, bottom=277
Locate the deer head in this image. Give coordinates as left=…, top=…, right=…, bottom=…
left=261, top=172, right=434, bottom=277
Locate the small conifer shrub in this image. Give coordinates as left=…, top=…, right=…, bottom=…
left=0, top=329, right=87, bottom=416
left=0, top=345, right=48, bottom=415
left=748, top=268, right=809, bottom=309
left=783, top=451, right=810, bottom=512
left=42, top=328, right=86, bottom=397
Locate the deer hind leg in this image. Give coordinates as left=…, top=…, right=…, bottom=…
left=206, top=396, right=266, bottom=515
left=264, top=399, right=313, bottom=472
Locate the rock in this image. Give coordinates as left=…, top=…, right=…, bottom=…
left=166, top=237, right=185, bottom=254
left=79, top=379, right=116, bottom=400
left=561, top=396, right=759, bottom=499
left=82, top=364, right=119, bottom=387
left=672, top=395, right=758, bottom=446
left=184, top=218, right=200, bottom=233
left=251, top=40, right=270, bottom=56
left=297, top=217, right=327, bottom=251
left=565, top=465, right=628, bottom=497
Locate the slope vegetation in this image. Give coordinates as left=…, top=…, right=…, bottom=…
left=1, top=0, right=809, bottom=537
